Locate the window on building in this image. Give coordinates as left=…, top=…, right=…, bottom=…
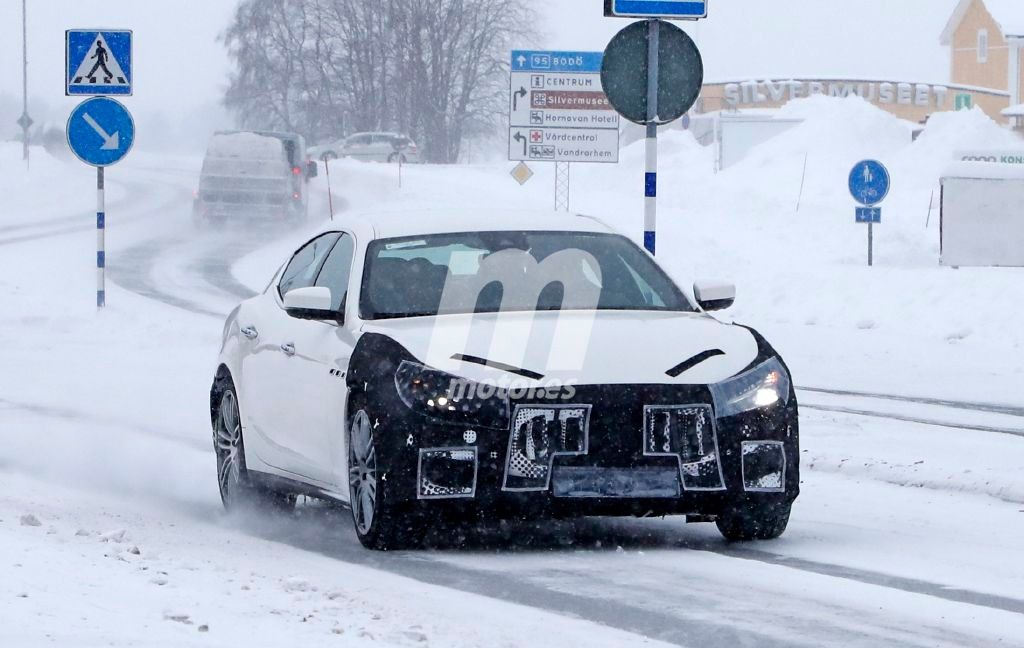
left=978, top=29, right=989, bottom=63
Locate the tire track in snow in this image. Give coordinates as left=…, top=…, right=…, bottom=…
left=801, top=403, right=1024, bottom=438
left=798, top=385, right=1024, bottom=419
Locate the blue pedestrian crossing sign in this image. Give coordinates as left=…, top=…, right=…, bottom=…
left=848, top=159, right=890, bottom=206
left=66, top=30, right=133, bottom=96
left=604, top=0, right=709, bottom=20
left=66, top=98, right=135, bottom=167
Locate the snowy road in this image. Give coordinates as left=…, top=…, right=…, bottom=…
left=2, top=155, right=1023, bottom=647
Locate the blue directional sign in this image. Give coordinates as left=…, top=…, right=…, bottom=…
left=511, top=50, right=603, bottom=73
left=66, top=30, right=133, bottom=96
left=604, top=0, right=709, bottom=20
left=848, top=160, right=891, bottom=206
left=67, top=98, right=135, bottom=167
left=856, top=207, right=882, bottom=224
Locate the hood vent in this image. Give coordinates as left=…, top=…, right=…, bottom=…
left=451, top=354, right=544, bottom=380
left=666, top=349, right=725, bottom=378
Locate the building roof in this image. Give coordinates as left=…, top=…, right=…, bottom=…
left=941, top=0, right=1024, bottom=44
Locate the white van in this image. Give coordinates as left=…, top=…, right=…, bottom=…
left=193, top=131, right=318, bottom=227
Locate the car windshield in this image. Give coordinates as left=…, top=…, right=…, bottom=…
left=360, top=230, right=694, bottom=320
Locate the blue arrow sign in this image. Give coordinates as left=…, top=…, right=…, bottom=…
left=856, top=207, right=882, bottom=224
left=66, top=30, right=133, bottom=96
left=511, top=50, right=603, bottom=73
left=848, top=159, right=891, bottom=206
left=67, top=98, right=135, bottom=167
left=605, top=0, right=709, bottom=20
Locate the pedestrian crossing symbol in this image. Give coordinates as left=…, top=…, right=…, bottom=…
left=66, top=30, right=133, bottom=96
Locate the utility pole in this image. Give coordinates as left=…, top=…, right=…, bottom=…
left=20, top=0, right=31, bottom=167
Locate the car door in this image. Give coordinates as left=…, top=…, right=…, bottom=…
left=274, top=233, right=358, bottom=489
left=343, top=134, right=372, bottom=160
left=239, top=232, right=340, bottom=482
left=370, top=134, right=395, bottom=161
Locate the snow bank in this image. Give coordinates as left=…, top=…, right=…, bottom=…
left=0, top=144, right=107, bottom=227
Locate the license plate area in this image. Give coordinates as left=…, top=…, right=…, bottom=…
left=551, top=466, right=681, bottom=498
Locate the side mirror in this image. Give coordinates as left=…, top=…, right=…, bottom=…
left=693, top=281, right=736, bottom=311
left=284, top=286, right=339, bottom=321
left=306, top=160, right=319, bottom=179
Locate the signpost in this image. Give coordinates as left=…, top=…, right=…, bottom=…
left=66, top=29, right=135, bottom=309
left=848, top=159, right=890, bottom=267
left=509, top=50, right=619, bottom=210
left=601, top=16, right=704, bottom=254
left=604, top=0, right=709, bottom=20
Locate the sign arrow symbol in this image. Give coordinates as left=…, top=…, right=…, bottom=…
left=513, top=131, right=527, bottom=156
left=82, top=113, right=120, bottom=150
left=516, top=55, right=527, bottom=67
left=513, top=87, right=527, bottom=111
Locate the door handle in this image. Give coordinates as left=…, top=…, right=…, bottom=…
left=281, top=343, right=296, bottom=357
left=241, top=325, right=259, bottom=340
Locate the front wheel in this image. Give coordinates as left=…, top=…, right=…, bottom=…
left=716, top=502, right=792, bottom=541
left=348, top=397, right=421, bottom=550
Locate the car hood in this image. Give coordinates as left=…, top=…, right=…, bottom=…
left=360, top=310, right=759, bottom=386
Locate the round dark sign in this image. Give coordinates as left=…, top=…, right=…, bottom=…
left=601, top=20, right=704, bottom=126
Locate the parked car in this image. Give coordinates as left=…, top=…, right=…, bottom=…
left=210, top=210, right=799, bottom=550
left=310, top=132, right=421, bottom=164
left=192, top=130, right=318, bottom=227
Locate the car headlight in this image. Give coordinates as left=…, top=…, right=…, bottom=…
left=394, top=360, right=510, bottom=430
left=709, top=357, right=791, bottom=418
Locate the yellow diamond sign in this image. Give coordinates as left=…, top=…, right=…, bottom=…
left=510, top=162, right=534, bottom=186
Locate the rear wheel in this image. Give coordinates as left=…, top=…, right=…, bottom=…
left=348, top=396, right=421, bottom=550
left=716, top=502, right=791, bottom=541
left=213, top=377, right=295, bottom=513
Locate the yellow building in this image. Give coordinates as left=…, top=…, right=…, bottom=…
left=941, top=0, right=1024, bottom=110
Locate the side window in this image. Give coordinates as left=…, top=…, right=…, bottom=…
left=278, top=233, right=341, bottom=296
left=978, top=29, right=989, bottom=64
left=314, top=234, right=355, bottom=311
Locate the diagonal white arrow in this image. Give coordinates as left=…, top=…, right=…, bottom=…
left=82, top=113, right=120, bottom=150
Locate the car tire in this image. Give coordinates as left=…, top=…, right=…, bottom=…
left=715, top=502, right=791, bottom=541
left=387, top=153, right=407, bottom=164
left=212, top=375, right=296, bottom=513
left=347, top=392, right=422, bottom=550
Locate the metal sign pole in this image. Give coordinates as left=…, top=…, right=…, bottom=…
left=868, top=220, right=873, bottom=267
left=555, top=162, right=571, bottom=211
left=21, top=0, right=29, bottom=166
left=644, top=19, right=660, bottom=254
left=97, top=166, right=106, bottom=308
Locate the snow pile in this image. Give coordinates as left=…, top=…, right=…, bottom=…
left=0, top=144, right=102, bottom=227
left=895, top=107, right=1021, bottom=184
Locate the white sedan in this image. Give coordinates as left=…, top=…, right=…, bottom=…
left=210, top=210, right=800, bottom=550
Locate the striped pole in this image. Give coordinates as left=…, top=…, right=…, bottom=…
left=644, top=19, right=660, bottom=255
left=97, top=166, right=105, bottom=308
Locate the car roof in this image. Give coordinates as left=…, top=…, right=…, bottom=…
left=321, top=209, right=619, bottom=242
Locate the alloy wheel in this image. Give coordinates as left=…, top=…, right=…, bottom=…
left=214, top=390, right=243, bottom=506
left=349, top=410, right=378, bottom=535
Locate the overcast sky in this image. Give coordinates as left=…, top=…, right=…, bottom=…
left=0, top=0, right=958, bottom=147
